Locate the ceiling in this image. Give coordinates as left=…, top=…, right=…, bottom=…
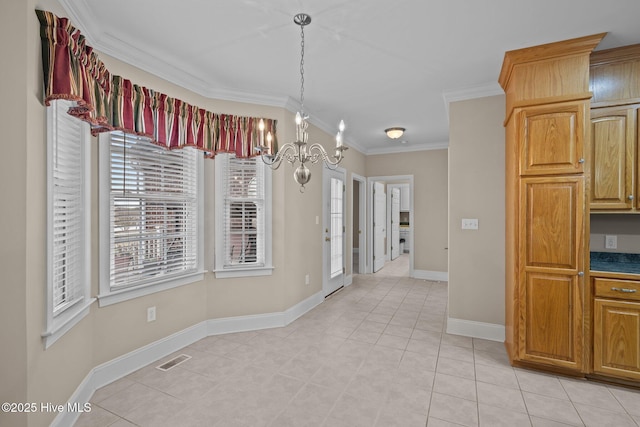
left=58, top=0, right=640, bottom=155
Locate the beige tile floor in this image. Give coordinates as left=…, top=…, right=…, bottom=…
left=77, top=254, right=640, bottom=426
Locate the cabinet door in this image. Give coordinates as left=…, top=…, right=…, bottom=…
left=590, top=107, right=635, bottom=210
left=519, top=176, right=585, bottom=370
left=400, top=185, right=410, bottom=211
left=519, top=101, right=587, bottom=176
left=594, top=298, right=640, bottom=380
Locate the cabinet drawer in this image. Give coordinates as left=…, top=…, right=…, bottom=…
left=594, top=278, right=640, bottom=301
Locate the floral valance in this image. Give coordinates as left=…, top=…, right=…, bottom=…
left=36, top=10, right=277, bottom=158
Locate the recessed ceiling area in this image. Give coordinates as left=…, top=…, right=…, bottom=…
left=59, top=0, right=640, bottom=154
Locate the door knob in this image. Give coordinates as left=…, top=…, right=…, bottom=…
left=325, top=237, right=331, bottom=242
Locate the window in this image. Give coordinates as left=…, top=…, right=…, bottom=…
left=214, top=153, right=272, bottom=278
left=98, top=132, right=203, bottom=305
left=44, top=100, right=94, bottom=348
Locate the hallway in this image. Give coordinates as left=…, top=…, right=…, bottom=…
left=76, top=255, right=640, bottom=426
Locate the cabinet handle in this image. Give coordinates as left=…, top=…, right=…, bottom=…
left=578, top=158, right=585, bottom=164
left=577, top=271, right=584, bottom=277
left=611, top=287, right=637, bottom=293
left=629, top=195, right=635, bottom=200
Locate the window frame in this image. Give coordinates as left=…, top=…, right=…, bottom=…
left=214, top=153, right=273, bottom=278
left=43, top=100, right=95, bottom=349
left=98, top=132, right=204, bottom=306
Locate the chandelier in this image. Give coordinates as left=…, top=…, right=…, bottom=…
left=256, top=13, right=347, bottom=192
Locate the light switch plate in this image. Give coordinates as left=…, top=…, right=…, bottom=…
left=461, top=218, right=479, bottom=230
left=605, top=235, right=617, bottom=249
left=147, top=306, right=156, bottom=322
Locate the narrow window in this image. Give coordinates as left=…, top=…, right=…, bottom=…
left=215, top=154, right=272, bottom=278
left=44, top=100, right=94, bottom=348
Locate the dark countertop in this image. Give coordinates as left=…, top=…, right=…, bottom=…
left=591, top=252, right=640, bottom=275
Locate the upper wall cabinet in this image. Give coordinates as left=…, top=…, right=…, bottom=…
left=590, top=45, right=640, bottom=212
left=400, top=184, right=410, bottom=211
left=590, top=106, right=638, bottom=210
left=590, top=44, right=640, bottom=108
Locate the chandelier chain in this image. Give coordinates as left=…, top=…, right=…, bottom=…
left=299, top=24, right=305, bottom=113
left=256, top=12, right=347, bottom=191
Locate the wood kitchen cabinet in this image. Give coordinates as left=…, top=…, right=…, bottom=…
left=499, top=34, right=603, bottom=373
left=519, top=176, right=585, bottom=369
left=593, top=275, right=640, bottom=381
left=590, top=44, right=640, bottom=212
left=500, top=36, right=640, bottom=383
left=590, top=105, right=639, bottom=210
left=519, top=102, right=587, bottom=176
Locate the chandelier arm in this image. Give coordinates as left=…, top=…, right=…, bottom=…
left=259, top=143, right=299, bottom=170
left=307, top=143, right=346, bottom=167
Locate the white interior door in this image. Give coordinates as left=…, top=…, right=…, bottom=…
left=373, top=181, right=386, bottom=272
left=390, top=187, right=400, bottom=260
left=352, top=175, right=366, bottom=275
left=323, top=167, right=345, bottom=296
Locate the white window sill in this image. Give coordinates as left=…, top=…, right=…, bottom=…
left=42, top=298, right=96, bottom=349
left=213, top=265, right=274, bottom=279
left=97, top=270, right=205, bottom=307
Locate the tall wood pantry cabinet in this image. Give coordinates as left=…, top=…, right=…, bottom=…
left=499, top=34, right=606, bottom=374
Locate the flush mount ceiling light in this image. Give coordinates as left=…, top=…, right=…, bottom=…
left=256, top=13, right=347, bottom=192
left=385, top=127, right=405, bottom=139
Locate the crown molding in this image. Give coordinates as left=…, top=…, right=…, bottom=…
left=365, top=140, right=449, bottom=156
left=58, top=0, right=101, bottom=45
left=441, top=83, right=504, bottom=124
left=442, top=83, right=504, bottom=105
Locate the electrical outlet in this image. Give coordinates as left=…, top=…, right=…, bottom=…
left=605, top=235, right=617, bottom=249
left=147, top=306, right=156, bottom=322
left=305, top=274, right=310, bottom=285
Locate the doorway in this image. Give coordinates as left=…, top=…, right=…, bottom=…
left=323, top=167, right=346, bottom=296
left=352, top=174, right=366, bottom=275
left=373, top=181, right=386, bottom=273
left=367, top=175, right=414, bottom=276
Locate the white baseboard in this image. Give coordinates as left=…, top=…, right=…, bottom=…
left=51, top=291, right=324, bottom=427
left=446, top=317, right=505, bottom=342
left=413, top=269, right=448, bottom=282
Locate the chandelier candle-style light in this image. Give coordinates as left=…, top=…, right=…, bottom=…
left=256, top=13, right=347, bottom=192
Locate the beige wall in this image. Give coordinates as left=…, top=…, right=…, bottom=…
left=591, top=214, right=640, bottom=254
left=1, top=2, right=31, bottom=426
left=366, top=150, right=449, bottom=273
left=448, top=95, right=505, bottom=325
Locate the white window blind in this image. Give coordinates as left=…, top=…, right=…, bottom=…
left=45, top=99, right=94, bottom=349
left=107, top=132, right=199, bottom=289
left=214, top=153, right=272, bottom=278
left=222, top=155, right=265, bottom=267
left=50, top=101, right=87, bottom=313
